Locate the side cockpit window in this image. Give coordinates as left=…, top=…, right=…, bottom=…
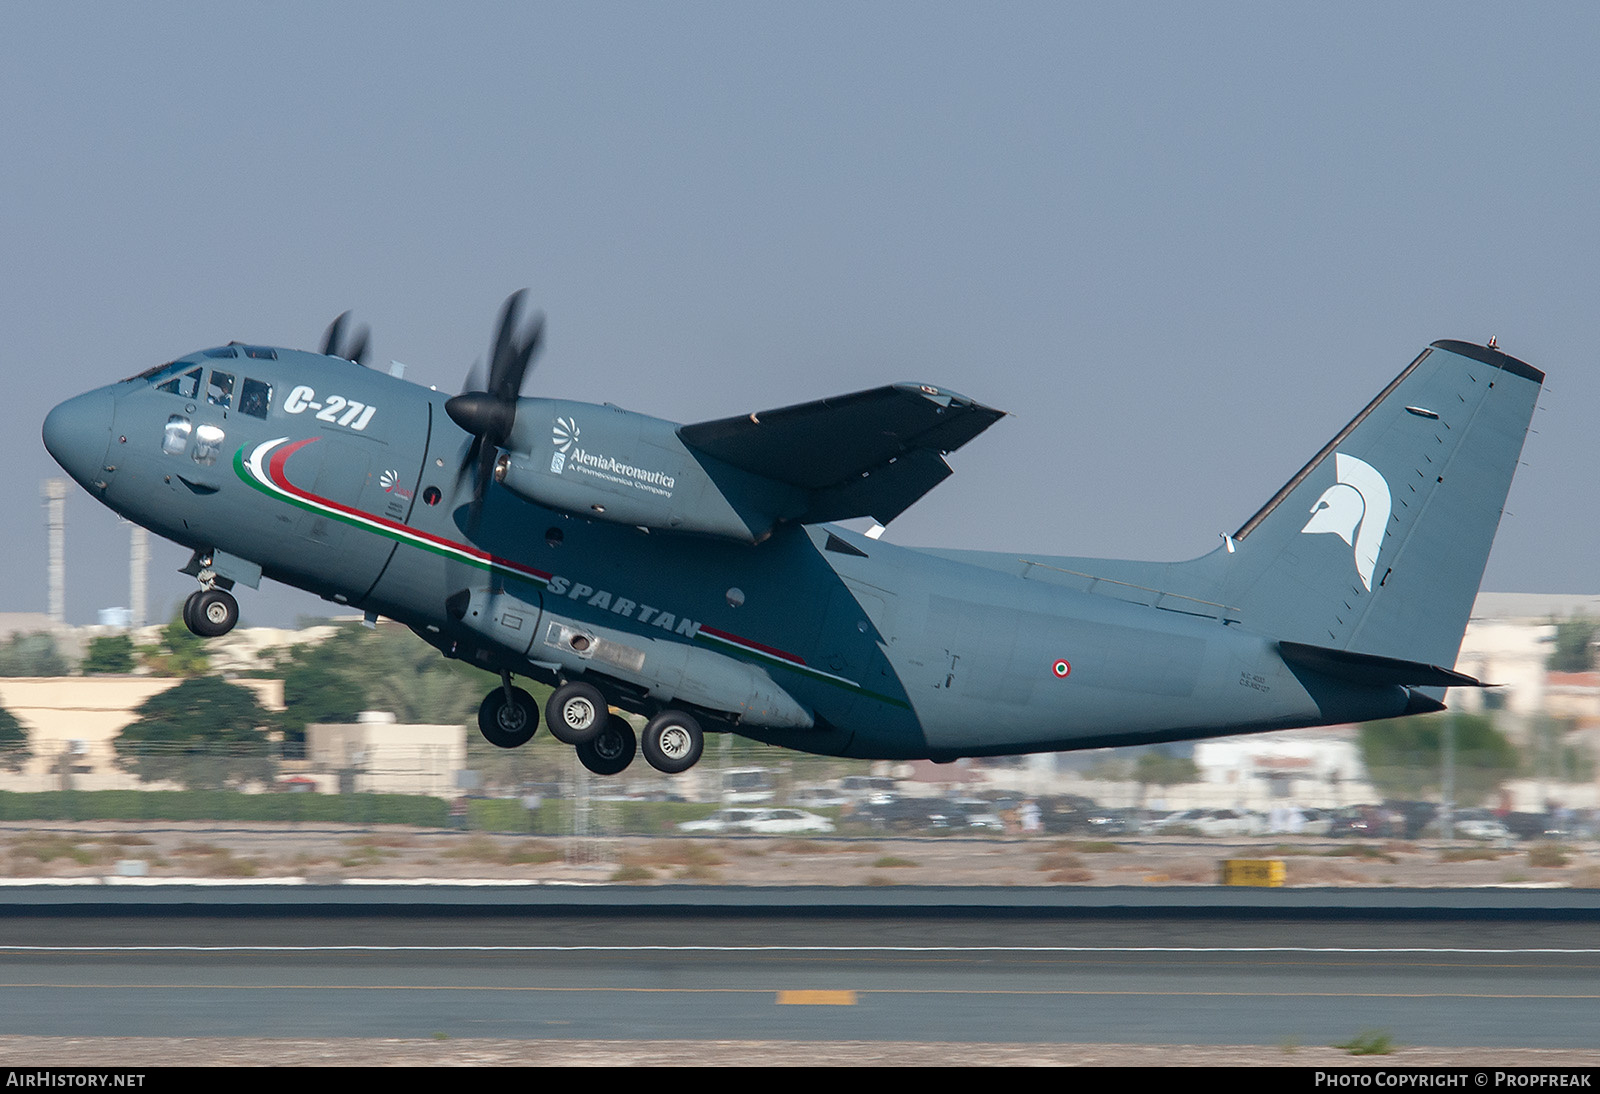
left=206, top=370, right=234, bottom=409
left=156, top=366, right=202, bottom=400
left=239, top=377, right=272, bottom=419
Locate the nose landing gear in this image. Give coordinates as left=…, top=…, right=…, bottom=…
left=180, top=551, right=241, bottom=638
left=182, top=588, right=239, bottom=638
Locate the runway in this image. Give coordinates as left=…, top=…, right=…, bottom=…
left=1, top=886, right=1598, bottom=1057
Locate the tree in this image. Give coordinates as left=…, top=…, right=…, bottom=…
left=0, top=632, right=69, bottom=676
left=1135, top=749, right=1200, bottom=789
left=271, top=623, right=490, bottom=748
left=82, top=634, right=136, bottom=674
left=1358, top=713, right=1518, bottom=806
left=114, top=676, right=274, bottom=789
left=0, top=704, right=30, bottom=772
left=138, top=613, right=210, bottom=677
left=1547, top=617, right=1598, bottom=673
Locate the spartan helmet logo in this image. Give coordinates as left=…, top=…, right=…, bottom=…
left=552, top=416, right=579, bottom=453
left=1300, top=453, right=1392, bottom=591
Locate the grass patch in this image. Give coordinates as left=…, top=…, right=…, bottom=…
left=609, top=864, right=655, bottom=883
left=673, top=863, right=722, bottom=881
left=1440, top=846, right=1502, bottom=862
left=871, top=856, right=918, bottom=868
left=9, top=835, right=105, bottom=865
left=1323, top=845, right=1397, bottom=863
left=620, top=841, right=725, bottom=868
left=441, top=835, right=562, bottom=866
left=772, top=839, right=841, bottom=855
left=170, top=845, right=259, bottom=877
left=1335, top=1029, right=1395, bottom=1056
left=1037, top=852, right=1085, bottom=872
left=1528, top=844, right=1570, bottom=868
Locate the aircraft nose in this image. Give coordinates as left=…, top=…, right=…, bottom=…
left=42, top=389, right=115, bottom=489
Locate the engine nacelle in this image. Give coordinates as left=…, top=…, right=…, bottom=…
left=494, top=398, right=802, bottom=542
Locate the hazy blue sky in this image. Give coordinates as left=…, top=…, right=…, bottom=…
left=4, top=3, right=1596, bottom=627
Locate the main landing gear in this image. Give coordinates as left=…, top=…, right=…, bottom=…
left=470, top=676, right=705, bottom=777
left=576, top=715, right=637, bottom=776
left=182, top=587, right=238, bottom=638
left=478, top=674, right=540, bottom=749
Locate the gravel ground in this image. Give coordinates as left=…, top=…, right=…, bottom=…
left=2, top=820, right=1597, bottom=888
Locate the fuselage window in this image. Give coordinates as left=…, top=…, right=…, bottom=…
left=162, top=415, right=192, bottom=456
left=207, top=370, right=235, bottom=409
left=193, top=423, right=225, bottom=466
left=240, top=377, right=272, bottom=419
left=157, top=366, right=203, bottom=400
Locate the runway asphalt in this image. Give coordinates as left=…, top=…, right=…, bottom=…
left=1, top=883, right=1597, bottom=1064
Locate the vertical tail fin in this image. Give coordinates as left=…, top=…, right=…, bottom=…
left=1221, top=340, right=1543, bottom=667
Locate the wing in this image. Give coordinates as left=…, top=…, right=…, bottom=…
left=677, top=382, right=1006, bottom=525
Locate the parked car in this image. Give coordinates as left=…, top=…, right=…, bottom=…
left=721, top=767, right=777, bottom=804
left=678, top=808, right=835, bottom=835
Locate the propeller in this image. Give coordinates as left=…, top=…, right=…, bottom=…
left=445, top=290, right=545, bottom=531
left=320, top=311, right=371, bottom=366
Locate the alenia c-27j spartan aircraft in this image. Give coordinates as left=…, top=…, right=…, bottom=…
left=42, top=293, right=1543, bottom=777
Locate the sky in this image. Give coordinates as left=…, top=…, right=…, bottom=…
left=3, top=2, right=1596, bottom=628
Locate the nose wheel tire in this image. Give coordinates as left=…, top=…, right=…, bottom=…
left=478, top=685, right=539, bottom=748
left=185, top=589, right=239, bottom=638
left=576, top=714, right=637, bottom=776
left=545, top=681, right=608, bottom=745
left=642, top=710, right=704, bottom=774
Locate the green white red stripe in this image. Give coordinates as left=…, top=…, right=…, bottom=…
left=235, top=437, right=905, bottom=706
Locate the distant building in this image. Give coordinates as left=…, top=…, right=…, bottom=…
left=0, top=676, right=284, bottom=791
left=306, top=712, right=465, bottom=797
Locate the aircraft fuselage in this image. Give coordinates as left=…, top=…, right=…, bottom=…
left=43, top=343, right=1416, bottom=762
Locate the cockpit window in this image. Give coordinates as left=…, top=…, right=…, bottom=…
left=239, top=377, right=272, bottom=419
left=206, top=370, right=234, bottom=409
left=242, top=346, right=277, bottom=360
left=156, top=366, right=202, bottom=400
left=124, top=361, right=180, bottom=384
left=203, top=347, right=239, bottom=359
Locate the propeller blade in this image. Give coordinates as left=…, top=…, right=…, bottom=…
left=345, top=326, right=370, bottom=367
left=488, top=289, right=527, bottom=398
left=320, top=312, right=349, bottom=357
left=448, top=290, right=545, bottom=533
left=320, top=310, right=371, bottom=365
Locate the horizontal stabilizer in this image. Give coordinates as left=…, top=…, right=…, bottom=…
left=1278, top=640, right=1487, bottom=689
left=679, top=383, right=1005, bottom=524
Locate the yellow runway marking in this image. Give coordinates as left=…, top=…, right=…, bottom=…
left=776, top=990, right=856, bottom=1006
left=0, top=984, right=1594, bottom=1000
